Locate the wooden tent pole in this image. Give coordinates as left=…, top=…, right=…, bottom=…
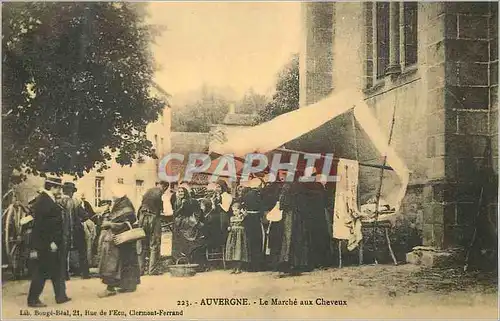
left=351, top=112, right=365, bottom=265
left=210, top=149, right=395, bottom=171
left=372, top=95, right=398, bottom=265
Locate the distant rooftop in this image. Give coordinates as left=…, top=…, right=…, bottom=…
left=170, top=132, right=210, bottom=156
left=169, top=132, right=212, bottom=186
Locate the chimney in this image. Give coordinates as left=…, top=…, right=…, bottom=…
left=228, top=103, right=236, bottom=114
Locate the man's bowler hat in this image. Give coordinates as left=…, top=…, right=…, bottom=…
left=45, top=176, right=63, bottom=186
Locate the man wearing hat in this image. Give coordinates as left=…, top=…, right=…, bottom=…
left=59, top=182, right=90, bottom=279
left=27, top=176, right=70, bottom=307
left=137, top=181, right=169, bottom=275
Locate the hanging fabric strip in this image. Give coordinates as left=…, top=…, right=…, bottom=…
left=332, top=159, right=363, bottom=251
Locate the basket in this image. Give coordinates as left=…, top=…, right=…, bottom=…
left=168, top=257, right=198, bottom=277
left=20, top=215, right=34, bottom=226
left=113, top=222, right=146, bottom=245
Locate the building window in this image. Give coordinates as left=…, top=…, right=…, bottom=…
left=135, top=180, right=144, bottom=199
left=154, top=135, right=160, bottom=157
left=117, top=178, right=124, bottom=184
left=367, top=1, right=418, bottom=84
left=375, top=2, right=390, bottom=79
left=403, top=2, right=418, bottom=67
left=94, top=177, right=104, bottom=207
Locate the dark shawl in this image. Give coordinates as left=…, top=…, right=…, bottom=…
left=98, top=196, right=140, bottom=290
left=171, top=191, right=205, bottom=261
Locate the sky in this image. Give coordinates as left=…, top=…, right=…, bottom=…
left=147, top=2, right=301, bottom=99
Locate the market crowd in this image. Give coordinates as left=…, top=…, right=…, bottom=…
left=168, top=175, right=335, bottom=277
left=12, top=168, right=336, bottom=307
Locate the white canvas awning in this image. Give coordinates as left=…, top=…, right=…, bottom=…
left=209, top=89, right=411, bottom=213
left=210, top=89, right=361, bottom=156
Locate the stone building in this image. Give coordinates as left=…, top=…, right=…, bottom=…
left=296, top=2, right=498, bottom=250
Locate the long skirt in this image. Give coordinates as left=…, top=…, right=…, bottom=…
left=171, top=226, right=206, bottom=263
left=97, top=229, right=141, bottom=291
left=307, top=210, right=333, bottom=268
left=244, top=212, right=264, bottom=271
left=225, top=228, right=250, bottom=262
left=278, top=209, right=309, bottom=270
left=268, top=220, right=284, bottom=270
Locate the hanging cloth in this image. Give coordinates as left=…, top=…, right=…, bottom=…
left=332, top=159, right=363, bottom=251
left=220, top=192, right=233, bottom=212
left=266, top=201, right=282, bottom=222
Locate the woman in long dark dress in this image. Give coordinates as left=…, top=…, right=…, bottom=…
left=97, top=188, right=141, bottom=297
left=171, top=187, right=205, bottom=263
left=240, top=182, right=265, bottom=272
left=277, top=182, right=310, bottom=277
left=302, top=181, right=333, bottom=269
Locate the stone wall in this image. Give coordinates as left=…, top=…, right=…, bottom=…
left=297, top=2, right=427, bottom=216
left=422, top=2, right=497, bottom=248
left=299, top=2, right=334, bottom=107
left=489, top=3, right=498, bottom=232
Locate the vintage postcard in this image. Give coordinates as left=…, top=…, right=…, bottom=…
left=1, top=1, right=499, bottom=320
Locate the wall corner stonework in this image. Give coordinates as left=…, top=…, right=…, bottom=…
left=422, top=2, right=496, bottom=250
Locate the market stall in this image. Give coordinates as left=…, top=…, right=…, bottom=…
left=208, top=89, right=411, bottom=265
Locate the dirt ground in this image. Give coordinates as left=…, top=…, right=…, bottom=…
left=2, top=263, right=498, bottom=320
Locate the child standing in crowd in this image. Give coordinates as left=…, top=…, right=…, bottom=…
left=225, top=201, right=250, bottom=274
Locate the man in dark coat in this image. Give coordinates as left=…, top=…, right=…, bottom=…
left=59, top=182, right=90, bottom=279
left=27, top=177, right=71, bottom=307
left=137, top=181, right=169, bottom=275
